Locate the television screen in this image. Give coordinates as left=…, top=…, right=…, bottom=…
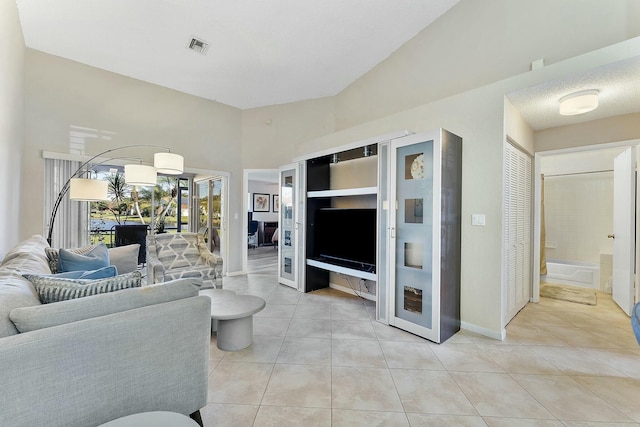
left=313, top=208, right=377, bottom=272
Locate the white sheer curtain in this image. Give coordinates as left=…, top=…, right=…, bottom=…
left=44, top=158, right=90, bottom=249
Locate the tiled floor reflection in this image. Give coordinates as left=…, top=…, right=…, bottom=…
left=203, top=262, right=640, bottom=426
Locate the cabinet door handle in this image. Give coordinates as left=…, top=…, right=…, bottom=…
left=390, top=227, right=395, bottom=238
left=607, top=234, right=615, bottom=239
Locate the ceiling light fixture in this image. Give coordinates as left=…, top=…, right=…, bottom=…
left=559, top=89, right=599, bottom=116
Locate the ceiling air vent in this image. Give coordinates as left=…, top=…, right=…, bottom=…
left=187, top=37, right=209, bottom=55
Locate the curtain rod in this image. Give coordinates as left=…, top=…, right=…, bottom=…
left=543, top=169, right=613, bottom=178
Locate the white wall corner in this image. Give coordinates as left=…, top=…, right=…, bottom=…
left=460, top=321, right=506, bottom=341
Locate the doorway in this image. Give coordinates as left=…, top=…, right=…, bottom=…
left=533, top=140, right=640, bottom=314
left=243, top=169, right=279, bottom=274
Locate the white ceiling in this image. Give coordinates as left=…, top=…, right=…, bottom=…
left=507, top=55, right=640, bottom=131
left=16, top=0, right=459, bottom=109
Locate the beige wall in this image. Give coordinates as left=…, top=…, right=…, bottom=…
left=0, top=0, right=25, bottom=258
left=22, top=50, right=246, bottom=271
left=535, top=113, right=640, bottom=152
left=505, top=98, right=534, bottom=155
left=334, top=0, right=640, bottom=131
left=240, top=97, right=336, bottom=169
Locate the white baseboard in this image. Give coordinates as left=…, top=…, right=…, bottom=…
left=329, top=283, right=375, bottom=302
left=460, top=321, right=506, bottom=341
left=226, top=270, right=246, bottom=277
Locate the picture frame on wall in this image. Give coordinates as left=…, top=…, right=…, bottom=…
left=253, top=193, right=270, bottom=212
left=273, top=194, right=279, bottom=212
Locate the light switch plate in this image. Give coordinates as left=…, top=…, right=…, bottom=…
left=472, top=214, right=486, bottom=226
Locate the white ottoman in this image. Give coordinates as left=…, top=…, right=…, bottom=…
left=199, top=288, right=237, bottom=333
left=98, top=411, right=198, bottom=427
left=210, top=295, right=266, bottom=351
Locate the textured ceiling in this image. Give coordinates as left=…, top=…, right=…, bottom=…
left=16, top=0, right=459, bottom=109
left=507, top=56, right=640, bottom=131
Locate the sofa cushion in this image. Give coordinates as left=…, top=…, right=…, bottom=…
left=47, top=244, right=139, bottom=274
left=9, top=278, right=201, bottom=333
left=108, top=244, right=140, bottom=274
left=27, top=265, right=118, bottom=280
left=24, top=271, right=142, bottom=304
left=45, top=243, right=98, bottom=273
left=59, top=243, right=110, bottom=272
left=0, top=235, right=50, bottom=337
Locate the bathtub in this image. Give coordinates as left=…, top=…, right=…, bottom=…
left=542, top=259, right=601, bottom=290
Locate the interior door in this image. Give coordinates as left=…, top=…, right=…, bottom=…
left=388, top=131, right=440, bottom=342
left=612, top=147, right=636, bottom=315
left=503, top=142, right=532, bottom=325
left=278, top=163, right=303, bottom=290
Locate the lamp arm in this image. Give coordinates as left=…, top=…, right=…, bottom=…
left=46, top=144, right=172, bottom=247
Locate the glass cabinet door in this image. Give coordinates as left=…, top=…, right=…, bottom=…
left=278, top=163, right=303, bottom=289
left=389, top=133, right=441, bottom=341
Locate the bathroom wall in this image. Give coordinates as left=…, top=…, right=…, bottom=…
left=541, top=148, right=625, bottom=264
left=543, top=172, right=613, bottom=264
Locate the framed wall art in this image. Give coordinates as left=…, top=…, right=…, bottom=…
left=253, top=193, right=270, bottom=212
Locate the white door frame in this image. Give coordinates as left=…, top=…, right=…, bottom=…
left=533, top=139, right=640, bottom=303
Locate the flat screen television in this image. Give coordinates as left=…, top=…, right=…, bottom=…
left=312, top=208, right=376, bottom=273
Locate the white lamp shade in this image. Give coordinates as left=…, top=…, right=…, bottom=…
left=69, top=178, right=109, bottom=201
left=154, top=152, right=184, bottom=175
left=559, top=90, right=599, bottom=116
left=125, top=164, right=157, bottom=186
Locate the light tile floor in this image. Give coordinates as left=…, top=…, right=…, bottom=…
left=201, top=266, right=640, bottom=426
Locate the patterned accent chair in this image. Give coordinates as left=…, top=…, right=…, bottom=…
left=147, top=233, right=223, bottom=290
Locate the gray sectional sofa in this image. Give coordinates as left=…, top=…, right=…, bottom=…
left=0, top=235, right=211, bottom=427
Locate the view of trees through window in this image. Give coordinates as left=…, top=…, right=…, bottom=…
left=89, top=166, right=187, bottom=245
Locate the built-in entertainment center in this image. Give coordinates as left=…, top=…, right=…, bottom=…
left=292, top=129, right=462, bottom=343
left=305, top=144, right=379, bottom=297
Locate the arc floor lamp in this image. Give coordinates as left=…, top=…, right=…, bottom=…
left=46, top=145, right=184, bottom=246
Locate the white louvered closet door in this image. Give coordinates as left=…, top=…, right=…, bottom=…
left=503, top=142, right=532, bottom=325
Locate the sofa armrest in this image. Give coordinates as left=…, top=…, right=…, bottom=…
left=146, top=253, right=164, bottom=284
left=199, top=251, right=223, bottom=288
left=0, top=296, right=211, bottom=427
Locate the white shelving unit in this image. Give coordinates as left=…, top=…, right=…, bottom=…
left=306, top=259, right=377, bottom=281
left=307, top=187, right=377, bottom=198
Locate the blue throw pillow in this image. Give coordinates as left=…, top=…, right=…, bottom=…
left=59, top=243, right=110, bottom=272
left=34, top=266, right=118, bottom=280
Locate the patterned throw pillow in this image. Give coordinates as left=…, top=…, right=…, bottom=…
left=23, top=271, right=142, bottom=304
left=59, top=243, right=110, bottom=273
left=45, top=244, right=100, bottom=274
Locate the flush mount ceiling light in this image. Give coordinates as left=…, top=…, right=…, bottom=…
left=559, top=89, right=599, bottom=116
